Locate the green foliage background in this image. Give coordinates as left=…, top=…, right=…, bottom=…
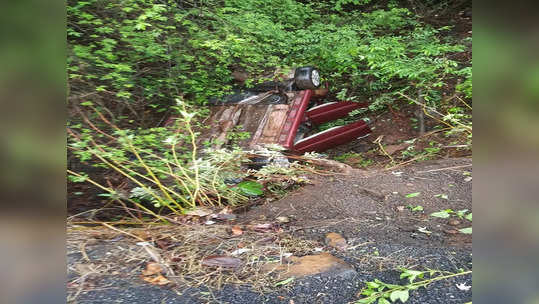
left=68, top=0, right=471, bottom=121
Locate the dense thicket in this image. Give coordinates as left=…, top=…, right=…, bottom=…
left=68, top=0, right=471, bottom=122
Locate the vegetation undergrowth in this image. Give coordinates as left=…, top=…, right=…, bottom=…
left=68, top=0, right=471, bottom=109
left=68, top=0, right=472, bottom=218
left=356, top=268, right=472, bottom=303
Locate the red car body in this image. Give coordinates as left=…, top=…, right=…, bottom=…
left=204, top=86, right=371, bottom=154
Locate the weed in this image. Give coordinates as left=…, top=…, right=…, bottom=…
left=334, top=152, right=374, bottom=168
left=430, top=209, right=472, bottom=234
left=405, top=192, right=420, bottom=198
left=406, top=205, right=423, bottom=212
left=356, top=268, right=472, bottom=303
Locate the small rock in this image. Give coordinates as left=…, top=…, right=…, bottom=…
left=276, top=216, right=290, bottom=223
left=325, top=232, right=347, bottom=250
left=448, top=219, right=461, bottom=226
left=262, top=252, right=355, bottom=279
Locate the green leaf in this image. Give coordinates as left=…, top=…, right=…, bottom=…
left=430, top=210, right=451, bottom=218
left=378, top=298, right=391, bottom=304
left=411, top=205, right=423, bottom=212
left=434, top=194, right=448, bottom=200
left=389, top=290, right=409, bottom=303
left=456, top=209, right=469, bottom=218
left=357, top=298, right=376, bottom=304
left=274, top=277, right=294, bottom=286
left=362, top=289, right=375, bottom=296
left=80, top=101, right=93, bottom=106
left=405, top=192, right=420, bottom=198
left=465, top=213, right=472, bottom=221
left=367, top=281, right=380, bottom=289
left=459, top=227, right=472, bottom=234
left=237, top=181, right=264, bottom=196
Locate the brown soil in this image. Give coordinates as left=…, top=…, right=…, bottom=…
left=325, top=102, right=471, bottom=168
left=240, top=157, right=472, bottom=249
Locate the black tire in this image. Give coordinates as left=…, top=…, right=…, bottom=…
left=294, top=66, right=321, bottom=90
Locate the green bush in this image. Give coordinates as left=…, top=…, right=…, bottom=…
left=68, top=0, right=470, bottom=112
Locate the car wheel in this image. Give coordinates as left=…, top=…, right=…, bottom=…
left=294, top=66, right=321, bottom=90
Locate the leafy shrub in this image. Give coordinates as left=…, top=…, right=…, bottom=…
left=68, top=100, right=250, bottom=218
left=68, top=0, right=470, bottom=112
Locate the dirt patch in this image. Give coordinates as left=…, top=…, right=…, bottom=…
left=240, top=157, right=472, bottom=249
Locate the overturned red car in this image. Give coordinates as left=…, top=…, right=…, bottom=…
left=204, top=66, right=371, bottom=153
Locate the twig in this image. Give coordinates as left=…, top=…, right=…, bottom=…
left=100, top=222, right=147, bottom=242
left=384, top=155, right=424, bottom=171
left=79, top=242, right=91, bottom=262
left=374, top=135, right=394, bottom=163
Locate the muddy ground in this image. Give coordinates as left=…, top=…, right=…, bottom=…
left=67, top=157, right=472, bottom=304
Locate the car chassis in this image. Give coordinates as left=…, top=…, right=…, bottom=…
left=203, top=67, right=372, bottom=154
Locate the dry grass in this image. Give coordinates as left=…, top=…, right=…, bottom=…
left=67, top=221, right=320, bottom=301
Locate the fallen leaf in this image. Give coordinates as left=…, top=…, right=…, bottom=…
left=230, top=248, right=251, bottom=256
left=275, top=277, right=295, bottom=286
left=142, top=274, right=171, bottom=285
left=142, top=262, right=163, bottom=276
left=250, top=223, right=274, bottom=232
left=219, top=206, right=233, bottom=214
left=406, top=192, right=420, bottom=198
left=434, top=193, right=449, bottom=200
left=201, top=255, right=242, bottom=268
left=156, top=239, right=172, bottom=250
left=325, top=232, right=347, bottom=250
left=410, top=205, right=424, bottom=212
left=448, top=219, right=461, bottom=226
left=276, top=216, right=290, bottom=223
left=459, top=227, right=472, bottom=234
left=231, top=225, right=243, bottom=236
left=74, top=263, right=94, bottom=276
left=456, top=283, right=472, bottom=291
left=396, top=205, right=405, bottom=212
left=430, top=210, right=452, bottom=218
